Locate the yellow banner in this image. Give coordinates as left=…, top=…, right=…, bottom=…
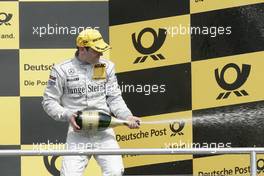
left=114, top=111, right=192, bottom=168
left=191, top=0, right=263, bottom=14
left=0, top=97, right=20, bottom=145
left=19, top=49, right=75, bottom=97
left=0, top=2, right=19, bottom=49
left=193, top=154, right=264, bottom=176
left=192, top=51, right=264, bottom=110
left=110, top=15, right=191, bottom=73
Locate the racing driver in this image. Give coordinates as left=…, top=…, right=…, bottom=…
left=42, top=28, right=140, bottom=176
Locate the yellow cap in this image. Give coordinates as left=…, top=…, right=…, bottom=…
left=76, top=29, right=110, bottom=52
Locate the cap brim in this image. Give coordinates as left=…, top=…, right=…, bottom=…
left=91, top=40, right=111, bottom=52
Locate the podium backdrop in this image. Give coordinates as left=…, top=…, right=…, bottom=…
left=0, top=0, right=264, bottom=175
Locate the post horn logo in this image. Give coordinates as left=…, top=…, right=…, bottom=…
left=0, top=12, right=13, bottom=26
left=257, top=158, right=264, bottom=172
left=169, top=121, right=185, bottom=137
left=215, top=63, right=251, bottom=100
left=132, top=27, right=167, bottom=64
left=43, top=156, right=60, bottom=176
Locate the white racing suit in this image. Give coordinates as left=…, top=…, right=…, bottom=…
left=42, top=57, right=132, bottom=176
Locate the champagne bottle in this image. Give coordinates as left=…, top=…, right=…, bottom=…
left=75, top=111, right=137, bottom=130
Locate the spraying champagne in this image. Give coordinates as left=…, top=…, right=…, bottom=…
left=75, top=111, right=182, bottom=131
left=75, top=111, right=140, bottom=130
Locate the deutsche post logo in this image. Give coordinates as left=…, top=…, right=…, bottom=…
left=215, top=63, right=251, bottom=100
left=0, top=12, right=12, bottom=26
left=132, top=27, right=167, bottom=64
left=257, top=158, right=264, bottom=173
left=43, top=156, right=60, bottom=176
left=169, top=121, right=185, bottom=137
